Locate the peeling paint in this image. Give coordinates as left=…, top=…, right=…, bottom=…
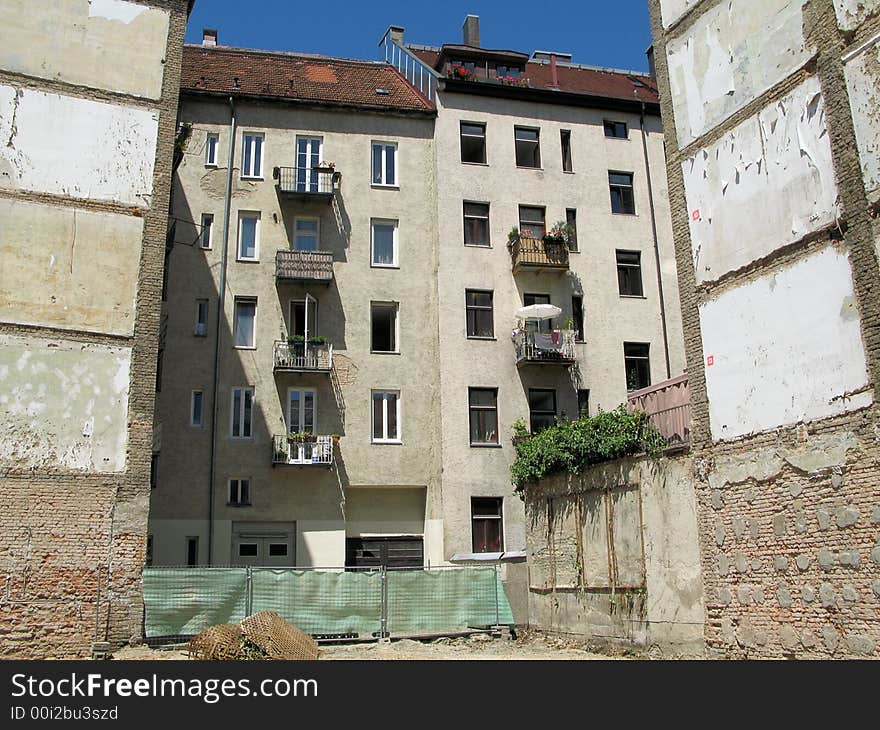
left=844, top=39, right=880, bottom=202
left=700, top=247, right=872, bottom=441
left=88, top=0, right=146, bottom=24
left=0, top=85, right=158, bottom=206
left=683, top=78, right=839, bottom=282
left=834, top=0, right=880, bottom=30
left=659, top=0, right=698, bottom=28
left=666, top=0, right=812, bottom=146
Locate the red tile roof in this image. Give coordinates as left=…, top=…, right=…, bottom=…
left=409, top=47, right=659, bottom=105
left=181, top=45, right=435, bottom=114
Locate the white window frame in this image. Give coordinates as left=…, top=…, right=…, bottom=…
left=233, top=297, right=257, bottom=350
left=371, top=390, right=402, bottom=444
left=371, top=140, right=399, bottom=187
left=230, top=387, right=255, bottom=439
left=371, top=218, right=399, bottom=268
left=195, top=298, right=208, bottom=337
left=205, top=133, right=219, bottom=166
left=370, top=301, right=400, bottom=354
left=200, top=213, right=214, bottom=250
left=228, top=477, right=251, bottom=506
left=293, top=216, right=320, bottom=251
left=241, top=132, right=264, bottom=179
left=190, top=390, right=204, bottom=427
left=237, top=211, right=260, bottom=262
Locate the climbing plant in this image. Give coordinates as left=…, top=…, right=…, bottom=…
left=510, top=406, right=666, bottom=492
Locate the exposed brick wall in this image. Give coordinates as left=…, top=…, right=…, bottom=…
left=647, top=0, right=880, bottom=657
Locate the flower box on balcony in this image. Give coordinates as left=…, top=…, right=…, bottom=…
left=288, top=432, right=317, bottom=444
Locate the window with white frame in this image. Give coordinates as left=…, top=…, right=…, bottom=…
left=228, top=478, right=251, bottom=506
left=195, top=298, right=208, bottom=336
left=241, top=133, right=264, bottom=178
left=230, top=387, right=254, bottom=438
left=294, top=218, right=319, bottom=251
left=205, top=133, right=219, bottom=166
left=237, top=212, right=260, bottom=261
left=372, top=390, right=400, bottom=443
left=371, top=141, right=398, bottom=186
left=233, top=297, right=256, bottom=349
left=371, top=219, right=398, bottom=267
left=371, top=302, right=399, bottom=353
left=295, top=136, right=322, bottom=191
left=191, top=390, right=204, bottom=427
left=200, top=213, right=213, bottom=249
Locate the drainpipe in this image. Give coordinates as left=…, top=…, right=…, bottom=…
left=639, top=101, right=671, bottom=380
left=207, top=94, right=236, bottom=564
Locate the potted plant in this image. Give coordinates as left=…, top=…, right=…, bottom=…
left=288, top=431, right=317, bottom=444
left=543, top=221, right=571, bottom=246
left=449, top=63, right=476, bottom=81
left=313, top=161, right=336, bottom=173
left=331, top=433, right=341, bottom=446
left=511, top=418, right=531, bottom=445
left=307, top=335, right=328, bottom=346
left=507, top=227, right=520, bottom=246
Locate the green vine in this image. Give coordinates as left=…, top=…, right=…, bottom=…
left=510, top=405, right=666, bottom=492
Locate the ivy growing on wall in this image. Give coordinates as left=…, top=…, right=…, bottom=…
left=511, top=406, right=666, bottom=492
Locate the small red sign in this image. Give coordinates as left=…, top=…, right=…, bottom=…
left=707, top=355, right=714, bottom=366
left=692, top=209, right=701, bottom=221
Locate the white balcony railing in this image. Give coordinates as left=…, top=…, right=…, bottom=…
left=273, top=340, right=333, bottom=372
left=272, top=435, right=334, bottom=466
left=513, top=329, right=576, bottom=365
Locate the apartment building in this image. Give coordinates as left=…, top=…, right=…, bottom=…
left=149, top=35, right=442, bottom=568
left=382, top=16, right=685, bottom=561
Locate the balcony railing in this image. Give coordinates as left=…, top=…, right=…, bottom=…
left=275, top=250, right=334, bottom=283
left=273, top=340, right=333, bottom=373
left=273, top=166, right=338, bottom=200
left=508, top=235, right=570, bottom=274
left=272, top=434, right=334, bottom=466
left=513, top=329, right=576, bottom=366
left=627, top=373, right=691, bottom=449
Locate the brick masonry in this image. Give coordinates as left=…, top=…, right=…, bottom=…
left=0, top=0, right=188, bottom=658
left=647, top=0, right=880, bottom=657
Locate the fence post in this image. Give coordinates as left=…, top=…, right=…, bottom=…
left=245, top=567, right=253, bottom=616
left=379, top=566, right=389, bottom=640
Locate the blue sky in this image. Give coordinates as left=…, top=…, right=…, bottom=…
left=185, top=1, right=655, bottom=73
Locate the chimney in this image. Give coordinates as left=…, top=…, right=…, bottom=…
left=389, top=25, right=404, bottom=45
left=646, top=45, right=656, bottom=80
left=550, top=53, right=559, bottom=89
left=462, top=15, right=480, bottom=47
left=202, top=28, right=217, bottom=47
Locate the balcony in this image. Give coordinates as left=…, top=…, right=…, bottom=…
left=275, top=250, right=334, bottom=284
left=273, top=165, right=339, bottom=202
left=508, top=235, right=570, bottom=274
left=272, top=434, right=334, bottom=467
left=627, top=373, right=691, bottom=450
left=513, top=329, right=576, bottom=367
left=273, top=339, right=333, bottom=373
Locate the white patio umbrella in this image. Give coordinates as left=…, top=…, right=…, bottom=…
left=515, top=303, right=562, bottom=321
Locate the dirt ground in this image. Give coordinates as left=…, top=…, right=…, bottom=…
left=113, top=630, right=641, bottom=661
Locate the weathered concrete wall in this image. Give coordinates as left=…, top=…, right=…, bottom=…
left=844, top=37, right=880, bottom=202
left=0, top=0, right=189, bottom=658
left=524, top=455, right=705, bottom=655
left=833, top=0, right=880, bottom=29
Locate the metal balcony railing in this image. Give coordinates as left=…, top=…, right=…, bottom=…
left=275, top=250, right=334, bottom=283
left=513, top=329, right=576, bottom=365
left=273, top=340, right=333, bottom=372
left=272, top=434, right=334, bottom=466
left=273, top=166, right=338, bottom=197
left=508, top=235, right=570, bottom=274
left=627, top=373, right=691, bottom=449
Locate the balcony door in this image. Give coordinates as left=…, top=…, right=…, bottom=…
left=289, top=293, right=318, bottom=367
left=295, top=136, right=322, bottom=192
left=523, top=293, right=552, bottom=333
left=287, top=388, right=316, bottom=463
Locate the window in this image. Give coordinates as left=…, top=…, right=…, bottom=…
left=561, top=129, right=573, bottom=172
left=145, top=535, right=153, bottom=567
left=465, top=290, right=494, bottom=338
left=371, top=141, right=397, bottom=186
left=205, top=133, right=219, bottom=166
left=241, top=133, right=264, bottom=178
left=572, top=295, right=584, bottom=341
left=460, top=122, right=486, bottom=163
left=200, top=213, right=213, bottom=249
left=191, top=390, right=203, bottom=427
left=372, top=390, right=401, bottom=443
left=371, top=219, right=398, bottom=267
left=624, top=343, right=651, bottom=391
left=289, top=298, right=318, bottom=339
left=472, top=497, right=503, bottom=553
left=294, top=217, right=319, bottom=251
left=195, top=298, right=208, bottom=336
left=233, top=297, right=256, bottom=349
left=496, top=64, right=521, bottom=79
left=617, top=250, right=644, bottom=296
left=150, top=453, right=158, bottom=489
left=229, top=478, right=251, bottom=506
left=514, top=127, right=541, bottom=168
left=186, top=536, right=199, bottom=567
left=518, top=205, right=545, bottom=238
left=237, top=212, right=259, bottom=261
left=578, top=389, right=590, bottom=419
left=468, top=388, right=498, bottom=445
left=295, top=136, right=322, bottom=191
left=231, top=387, right=254, bottom=438
left=604, top=120, right=628, bottom=139
left=609, top=172, right=635, bottom=214
left=566, top=208, right=578, bottom=252
left=463, top=202, right=490, bottom=246
left=371, top=302, right=398, bottom=353
left=529, top=389, right=557, bottom=433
